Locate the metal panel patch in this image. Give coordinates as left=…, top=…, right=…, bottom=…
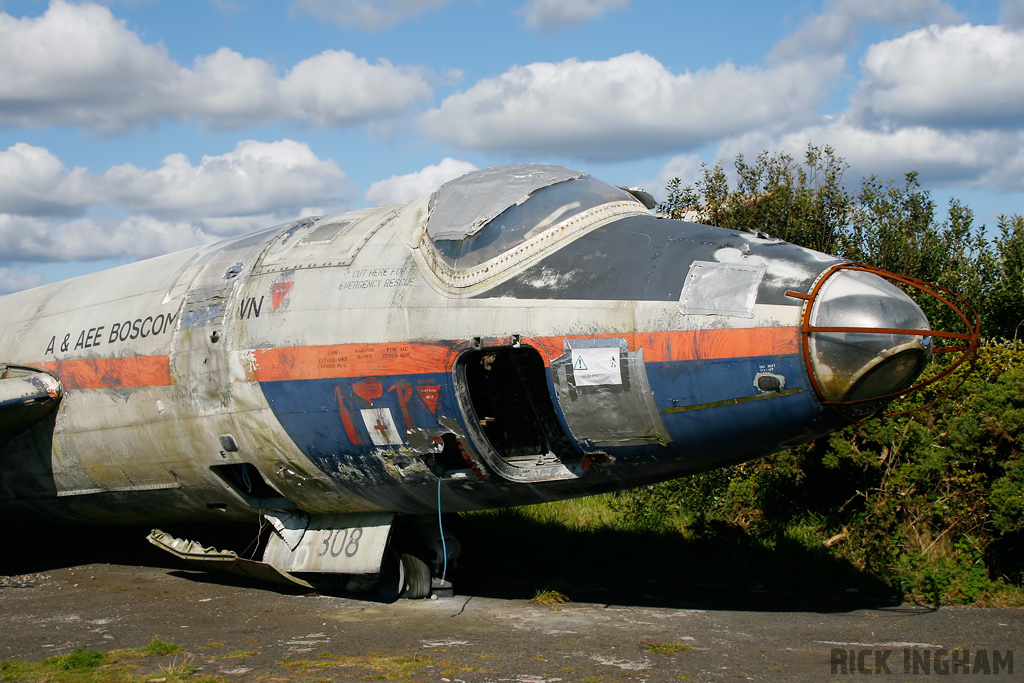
left=551, top=338, right=670, bottom=448
left=679, top=261, right=766, bottom=318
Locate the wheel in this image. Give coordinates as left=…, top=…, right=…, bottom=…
left=374, top=549, right=406, bottom=602
left=399, top=553, right=431, bottom=599
left=374, top=550, right=431, bottom=600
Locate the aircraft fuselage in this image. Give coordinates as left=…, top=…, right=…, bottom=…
left=0, top=166, right=938, bottom=593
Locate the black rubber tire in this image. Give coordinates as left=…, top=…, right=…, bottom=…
left=400, top=553, right=432, bottom=599
left=375, top=550, right=406, bottom=602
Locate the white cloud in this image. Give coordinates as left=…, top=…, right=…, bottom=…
left=521, top=0, right=628, bottom=32
left=852, top=24, right=1024, bottom=130
left=653, top=15, right=1024, bottom=200
left=0, top=207, right=328, bottom=269
left=0, top=213, right=212, bottom=264
left=365, top=158, right=477, bottom=205
left=1003, top=0, right=1024, bottom=28
left=0, top=267, right=45, bottom=295
left=0, top=140, right=354, bottom=269
left=280, top=51, right=433, bottom=127
left=0, top=140, right=352, bottom=223
left=713, top=120, right=1024, bottom=191
left=173, top=48, right=281, bottom=129
left=0, top=1, right=178, bottom=130
left=0, top=1, right=434, bottom=132
left=289, top=0, right=453, bottom=31
left=417, top=52, right=843, bottom=161
left=772, top=0, right=961, bottom=60
left=101, top=139, right=353, bottom=219
left=647, top=154, right=705, bottom=202
left=0, top=144, right=98, bottom=216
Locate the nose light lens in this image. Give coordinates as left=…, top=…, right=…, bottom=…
left=791, top=263, right=979, bottom=419
left=843, top=348, right=928, bottom=404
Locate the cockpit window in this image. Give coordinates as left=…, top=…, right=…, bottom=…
left=424, top=165, right=642, bottom=270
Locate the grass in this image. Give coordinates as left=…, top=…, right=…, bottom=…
left=210, top=649, right=257, bottom=660
left=140, top=636, right=182, bottom=657
left=278, top=652, right=472, bottom=680
left=0, top=637, right=194, bottom=683
left=509, top=495, right=626, bottom=531
left=463, top=496, right=899, bottom=601
left=156, top=652, right=197, bottom=679
left=108, top=636, right=182, bottom=661
left=646, top=643, right=692, bottom=656
left=41, top=649, right=106, bottom=671
left=530, top=587, right=571, bottom=608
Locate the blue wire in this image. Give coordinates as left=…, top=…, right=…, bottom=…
left=437, top=476, right=448, bottom=580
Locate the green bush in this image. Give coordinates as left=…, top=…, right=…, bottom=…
left=653, top=147, right=1024, bottom=604
left=611, top=342, right=1024, bottom=605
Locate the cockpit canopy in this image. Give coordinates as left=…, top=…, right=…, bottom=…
left=420, top=165, right=649, bottom=283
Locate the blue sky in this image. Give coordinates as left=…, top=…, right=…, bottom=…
left=1, top=0, right=1023, bottom=293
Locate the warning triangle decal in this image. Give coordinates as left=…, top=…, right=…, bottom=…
left=574, top=357, right=589, bottom=371
left=271, top=282, right=295, bottom=311
left=417, top=385, right=441, bottom=414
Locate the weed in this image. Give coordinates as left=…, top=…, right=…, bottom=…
left=280, top=653, right=446, bottom=680
left=142, top=637, right=182, bottom=657
left=530, top=588, right=570, bottom=607
left=157, top=652, right=196, bottom=679
left=41, top=648, right=107, bottom=671
left=109, top=636, right=183, bottom=663
left=2, top=647, right=208, bottom=683
left=647, top=642, right=692, bottom=656
left=211, top=650, right=256, bottom=660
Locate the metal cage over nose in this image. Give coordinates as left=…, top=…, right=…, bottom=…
left=787, top=263, right=980, bottom=419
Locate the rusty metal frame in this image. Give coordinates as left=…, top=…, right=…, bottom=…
left=786, top=262, right=981, bottom=419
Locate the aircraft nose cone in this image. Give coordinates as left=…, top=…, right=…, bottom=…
left=805, top=267, right=932, bottom=414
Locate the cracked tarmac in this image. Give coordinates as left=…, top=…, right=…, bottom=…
left=1, top=528, right=1022, bottom=682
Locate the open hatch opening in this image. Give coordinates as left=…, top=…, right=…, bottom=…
left=456, top=346, right=579, bottom=481
left=209, top=463, right=296, bottom=510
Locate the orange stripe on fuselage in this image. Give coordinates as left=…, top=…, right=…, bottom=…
left=531, top=328, right=800, bottom=365
left=30, top=328, right=799, bottom=389
left=250, top=327, right=800, bottom=382
left=42, top=355, right=173, bottom=390
left=250, top=342, right=457, bottom=382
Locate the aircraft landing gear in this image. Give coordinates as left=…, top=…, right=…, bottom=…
left=146, top=513, right=462, bottom=600
left=377, top=515, right=461, bottom=600
left=399, top=552, right=432, bottom=598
